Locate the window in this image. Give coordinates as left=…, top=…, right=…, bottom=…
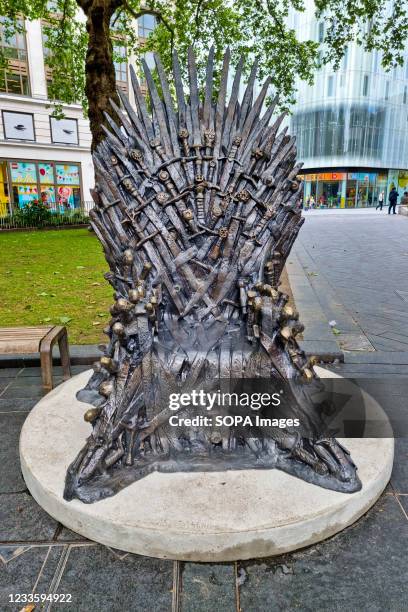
left=46, top=0, right=60, bottom=12
left=138, top=14, right=156, bottom=38
left=10, top=161, right=39, bottom=207
left=144, top=51, right=155, bottom=71
left=404, top=86, right=407, bottom=104
left=41, top=25, right=54, bottom=94
left=2, top=111, right=35, bottom=140
left=318, top=22, right=324, bottom=43
left=0, top=18, right=30, bottom=95
left=50, top=117, right=78, bottom=145
left=363, top=75, right=369, bottom=97
left=327, top=75, right=334, bottom=97
left=7, top=160, right=81, bottom=210
left=342, top=47, right=348, bottom=70
left=385, top=81, right=390, bottom=100
left=113, top=44, right=128, bottom=93
left=347, top=106, right=385, bottom=159
left=41, top=26, right=51, bottom=59
left=373, top=51, right=379, bottom=73
left=55, top=163, right=81, bottom=209
left=0, top=18, right=27, bottom=60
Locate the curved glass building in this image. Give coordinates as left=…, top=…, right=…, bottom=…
left=288, top=1, right=408, bottom=208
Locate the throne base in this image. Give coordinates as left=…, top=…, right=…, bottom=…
left=20, top=370, right=393, bottom=561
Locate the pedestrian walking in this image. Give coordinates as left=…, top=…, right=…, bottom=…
left=376, top=191, right=384, bottom=210
left=388, top=187, right=398, bottom=214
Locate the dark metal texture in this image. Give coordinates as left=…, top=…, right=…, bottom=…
left=64, top=49, right=360, bottom=503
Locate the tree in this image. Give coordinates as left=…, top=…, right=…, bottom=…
left=1, top=0, right=407, bottom=149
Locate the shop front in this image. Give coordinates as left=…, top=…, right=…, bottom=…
left=300, top=169, right=395, bottom=209
left=0, top=159, right=83, bottom=216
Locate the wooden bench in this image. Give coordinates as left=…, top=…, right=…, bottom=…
left=0, top=326, right=71, bottom=391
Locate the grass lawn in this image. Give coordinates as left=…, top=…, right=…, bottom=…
left=0, top=228, right=112, bottom=344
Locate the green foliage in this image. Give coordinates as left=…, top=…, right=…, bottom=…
left=42, top=0, right=87, bottom=117
left=4, top=205, right=89, bottom=228
left=13, top=200, right=53, bottom=227
left=0, top=0, right=407, bottom=114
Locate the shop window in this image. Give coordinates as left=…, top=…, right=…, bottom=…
left=55, top=163, right=81, bottom=209
left=10, top=161, right=38, bottom=207
left=6, top=160, right=81, bottom=211
left=0, top=18, right=30, bottom=95
left=138, top=14, right=156, bottom=39
left=2, top=111, right=35, bottom=141
left=50, top=117, right=78, bottom=145
left=38, top=162, right=56, bottom=207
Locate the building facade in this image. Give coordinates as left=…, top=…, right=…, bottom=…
left=288, top=1, right=408, bottom=208
left=0, top=15, right=149, bottom=217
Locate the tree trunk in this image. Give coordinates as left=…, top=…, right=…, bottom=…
left=83, top=0, right=121, bottom=150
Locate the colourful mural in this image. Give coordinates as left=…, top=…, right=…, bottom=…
left=38, top=162, right=55, bottom=184
left=10, top=162, right=37, bottom=184
left=55, top=164, right=80, bottom=185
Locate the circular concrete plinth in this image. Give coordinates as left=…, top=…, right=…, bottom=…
left=20, top=369, right=394, bottom=561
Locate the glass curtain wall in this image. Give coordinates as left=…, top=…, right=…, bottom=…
left=292, top=105, right=386, bottom=161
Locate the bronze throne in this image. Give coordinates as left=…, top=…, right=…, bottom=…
left=64, top=48, right=360, bottom=503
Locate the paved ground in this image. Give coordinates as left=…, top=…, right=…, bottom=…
left=1, top=368, right=407, bottom=611
left=1, top=209, right=408, bottom=611
left=291, top=208, right=408, bottom=355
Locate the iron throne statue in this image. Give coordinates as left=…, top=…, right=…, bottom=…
left=64, top=48, right=361, bottom=503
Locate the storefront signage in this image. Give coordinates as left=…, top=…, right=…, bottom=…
left=303, top=172, right=346, bottom=181
left=303, top=172, right=378, bottom=182
left=347, top=172, right=376, bottom=181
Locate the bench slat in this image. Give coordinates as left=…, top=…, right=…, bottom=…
left=0, top=327, right=52, bottom=334
left=0, top=339, right=43, bottom=353
left=0, top=326, right=55, bottom=354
